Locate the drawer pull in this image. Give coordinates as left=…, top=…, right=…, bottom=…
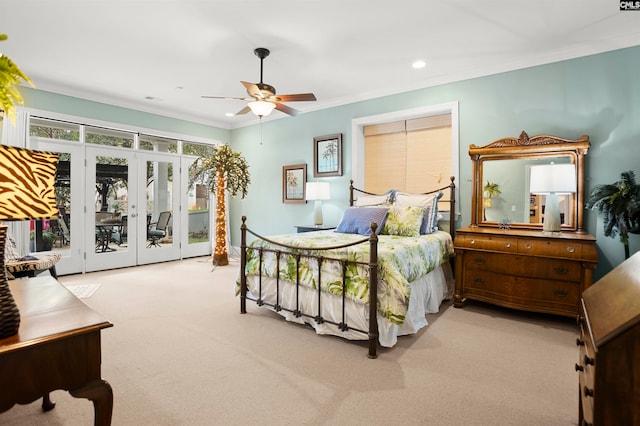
left=553, top=289, right=568, bottom=298
left=524, top=243, right=532, bottom=250
left=473, top=278, right=485, bottom=285
left=567, top=246, right=575, bottom=253
left=473, top=257, right=486, bottom=265
left=583, top=386, right=594, bottom=397
left=470, top=239, right=476, bottom=244
left=584, top=355, right=595, bottom=366
left=576, top=338, right=585, bottom=347
left=554, top=267, right=569, bottom=275
left=504, top=242, right=511, bottom=248
left=575, top=363, right=584, bottom=372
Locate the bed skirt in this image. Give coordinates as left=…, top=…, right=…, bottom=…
left=245, top=261, right=454, bottom=348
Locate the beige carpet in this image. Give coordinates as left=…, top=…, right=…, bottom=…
left=0, top=256, right=580, bottom=425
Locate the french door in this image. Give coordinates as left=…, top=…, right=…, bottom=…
left=85, top=146, right=139, bottom=272
left=30, top=138, right=209, bottom=274
left=28, top=139, right=84, bottom=276
left=136, top=152, right=181, bottom=265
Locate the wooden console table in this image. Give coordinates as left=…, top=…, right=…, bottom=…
left=0, top=276, right=113, bottom=425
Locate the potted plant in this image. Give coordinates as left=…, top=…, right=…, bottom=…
left=586, top=170, right=640, bottom=259
left=30, top=230, right=57, bottom=251
left=0, top=34, right=34, bottom=123
left=189, top=144, right=250, bottom=266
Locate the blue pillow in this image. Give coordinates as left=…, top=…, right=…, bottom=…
left=335, top=207, right=388, bottom=236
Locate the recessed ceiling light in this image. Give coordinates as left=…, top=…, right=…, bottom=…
left=225, top=112, right=235, bottom=117
left=412, top=60, right=426, bottom=69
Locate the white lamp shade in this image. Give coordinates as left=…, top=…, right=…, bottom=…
left=305, top=182, right=331, bottom=201
left=248, top=101, right=276, bottom=117
left=529, top=163, right=577, bottom=194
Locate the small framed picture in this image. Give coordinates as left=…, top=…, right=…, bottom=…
left=282, top=164, right=307, bottom=204
left=313, top=133, right=342, bottom=177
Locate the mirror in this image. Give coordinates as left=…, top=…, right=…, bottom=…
left=469, top=131, right=590, bottom=232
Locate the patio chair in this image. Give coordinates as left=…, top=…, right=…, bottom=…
left=147, top=211, right=171, bottom=247
left=4, top=234, right=61, bottom=279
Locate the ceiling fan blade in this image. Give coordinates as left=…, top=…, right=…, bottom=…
left=241, top=81, right=262, bottom=98
left=201, top=95, right=248, bottom=100
left=274, top=103, right=300, bottom=116
left=276, top=93, right=317, bottom=102
left=235, top=106, right=252, bottom=115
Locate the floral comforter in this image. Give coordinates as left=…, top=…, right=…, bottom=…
left=242, top=230, right=454, bottom=326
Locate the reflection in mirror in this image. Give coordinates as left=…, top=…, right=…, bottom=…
left=481, top=156, right=574, bottom=225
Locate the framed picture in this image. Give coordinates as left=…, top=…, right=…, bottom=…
left=282, top=164, right=307, bottom=204
left=313, top=133, right=342, bottom=177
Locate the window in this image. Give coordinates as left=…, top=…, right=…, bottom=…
left=364, top=114, right=452, bottom=193
left=29, top=117, right=80, bottom=141
left=85, top=126, right=134, bottom=148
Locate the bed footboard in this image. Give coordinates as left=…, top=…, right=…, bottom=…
left=240, top=216, right=380, bottom=358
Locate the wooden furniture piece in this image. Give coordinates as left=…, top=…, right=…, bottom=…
left=294, top=225, right=335, bottom=233
left=576, top=251, right=640, bottom=426
left=0, top=276, right=113, bottom=425
left=454, top=227, right=597, bottom=317
left=454, top=131, right=598, bottom=316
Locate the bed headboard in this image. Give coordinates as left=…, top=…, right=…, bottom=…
left=349, top=177, right=456, bottom=238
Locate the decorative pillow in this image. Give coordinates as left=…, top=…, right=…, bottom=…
left=381, top=206, right=425, bottom=237
left=354, top=193, right=392, bottom=207
left=395, top=190, right=443, bottom=234
left=335, top=207, right=388, bottom=235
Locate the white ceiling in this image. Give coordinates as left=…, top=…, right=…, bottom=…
left=2, top=1, right=639, bottom=130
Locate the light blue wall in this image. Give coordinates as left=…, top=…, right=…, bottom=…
left=229, top=45, right=640, bottom=280
left=17, top=45, right=640, bottom=279
left=20, top=87, right=231, bottom=142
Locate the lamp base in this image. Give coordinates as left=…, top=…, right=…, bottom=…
left=313, top=200, right=324, bottom=226
left=0, top=225, right=21, bottom=339
left=542, top=193, right=562, bottom=233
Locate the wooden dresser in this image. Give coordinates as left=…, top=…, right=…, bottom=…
left=453, top=227, right=598, bottom=317
left=576, top=251, right=640, bottom=426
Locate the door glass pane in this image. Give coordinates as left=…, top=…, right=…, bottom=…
left=146, top=160, right=174, bottom=248
left=188, top=183, right=209, bottom=245
left=95, top=155, right=129, bottom=253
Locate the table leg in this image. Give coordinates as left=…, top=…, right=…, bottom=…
left=69, top=379, right=113, bottom=426
left=41, top=393, right=55, bottom=412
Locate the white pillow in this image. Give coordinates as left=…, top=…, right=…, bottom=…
left=395, top=191, right=443, bottom=234
left=354, top=194, right=391, bottom=207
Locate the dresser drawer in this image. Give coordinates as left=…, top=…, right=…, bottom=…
left=518, top=238, right=583, bottom=259
left=464, top=270, right=580, bottom=308
left=459, top=234, right=517, bottom=253
left=463, top=252, right=582, bottom=282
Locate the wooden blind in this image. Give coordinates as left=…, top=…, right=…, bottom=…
left=364, top=114, right=451, bottom=194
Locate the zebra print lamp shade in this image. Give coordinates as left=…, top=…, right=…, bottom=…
left=0, top=144, right=60, bottom=339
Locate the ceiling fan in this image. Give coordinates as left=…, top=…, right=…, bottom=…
left=202, top=47, right=317, bottom=118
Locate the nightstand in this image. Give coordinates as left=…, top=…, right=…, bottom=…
left=295, top=225, right=335, bottom=233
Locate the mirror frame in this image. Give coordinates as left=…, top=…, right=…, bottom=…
left=469, top=131, right=590, bottom=232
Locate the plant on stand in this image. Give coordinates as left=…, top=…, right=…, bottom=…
left=189, top=144, right=250, bottom=266
left=586, top=170, right=640, bottom=259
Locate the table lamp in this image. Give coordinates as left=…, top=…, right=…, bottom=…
left=529, top=163, right=576, bottom=232
left=305, top=182, right=331, bottom=226
left=0, top=144, right=60, bottom=338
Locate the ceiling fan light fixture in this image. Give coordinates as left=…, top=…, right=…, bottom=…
left=248, top=100, right=276, bottom=117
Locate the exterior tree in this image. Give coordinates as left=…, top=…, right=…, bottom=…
left=586, top=170, right=640, bottom=259
left=0, top=34, right=34, bottom=123
left=190, top=144, right=250, bottom=266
